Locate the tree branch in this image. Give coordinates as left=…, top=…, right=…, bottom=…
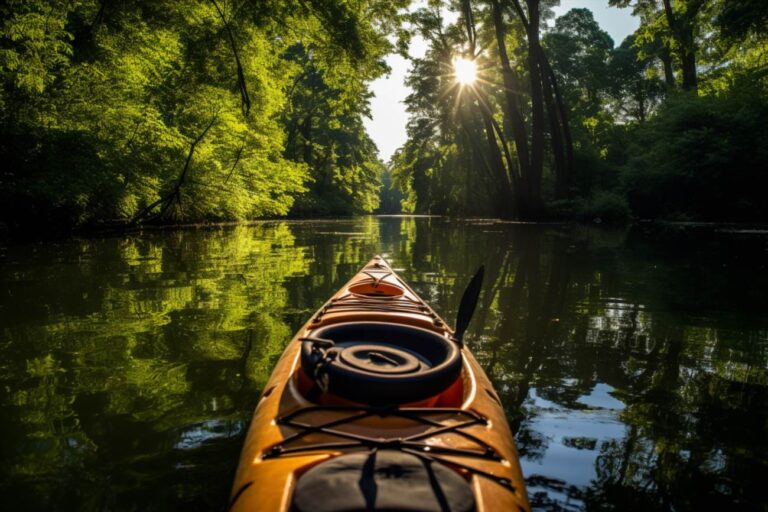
left=225, top=139, right=245, bottom=184
left=132, top=115, right=218, bottom=224
left=210, top=0, right=251, bottom=116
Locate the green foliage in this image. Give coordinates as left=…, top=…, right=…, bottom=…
left=622, top=84, right=768, bottom=221
left=583, top=190, right=632, bottom=223
left=607, top=35, right=666, bottom=122
left=282, top=44, right=383, bottom=216
left=387, top=2, right=768, bottom=223
left=2, top=0, right=767, bottom=226
left=548, top=191, right=631, bottom=223
left=544, top=8, right=614, bottom=115
left=377, top=167, right=404, bottom=213
left=0, top=0, right=406, bottom=229
left=553, top=3, right=768, bottom=223
left=0, top=0, right=80, bottom=95
left=714, top=0, right=768, bottom=42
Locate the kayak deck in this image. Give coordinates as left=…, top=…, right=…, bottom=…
left=230, top=256, right=530, bottom=511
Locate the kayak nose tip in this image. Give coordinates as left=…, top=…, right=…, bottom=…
left=369, top=255, right=387, bottom=267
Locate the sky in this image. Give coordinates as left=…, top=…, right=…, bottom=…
left=363, top=1, right=640, bottom=163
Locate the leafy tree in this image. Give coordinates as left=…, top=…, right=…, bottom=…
left=607, top=34, right=666, bottom=123
left=282, top=44, right=383, bottom=215
left=714, top=0, right=768, bottom=42
left=622, top=85, right=768, bottom=221
left=609, top=0, right=709, bottom=92
left=391, top=6, right=487, bottom=216
left=0, top=0, right=406, bottom=230
left=544, top=8, right=614, bottom=115
left=377, top=167, right=405, bottom=213
left=393, top=1, right=575, bottom=218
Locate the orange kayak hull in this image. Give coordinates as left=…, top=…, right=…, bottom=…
left=230, top=256, right=530, bottom=511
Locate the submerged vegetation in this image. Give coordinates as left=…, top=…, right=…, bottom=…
left=0, top=0, right=766, bottom=230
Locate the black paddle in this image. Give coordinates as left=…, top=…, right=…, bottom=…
left=454, top=265, right=485, bottom=345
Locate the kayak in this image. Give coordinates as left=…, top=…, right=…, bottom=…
left=229, top=256, right=530, bottom=511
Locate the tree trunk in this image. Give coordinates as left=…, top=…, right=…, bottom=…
left=524, top=0, right=545, bottom=217
left=537, top=46, right=573, bottom=198
left=660, top=44, right=676, bottom=88
left=478, top=99, right=516, bottom=218
left=490, top=0, right=529, bottom=181
left=680, top=49, right=697, bottom=91
left=132, top=116, right=218, bottom=224
left=661, top=0, right=698, bottom=92
left=540, top=63, right=567, bottom=199
left=210, top=0, right=251, bottom=115
left=301, top=116, right=312, bottom=165
left=482, top=116, right=514, bottom=217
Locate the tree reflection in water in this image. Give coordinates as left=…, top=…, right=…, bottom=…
left=0, top=218, right=766, bottom=510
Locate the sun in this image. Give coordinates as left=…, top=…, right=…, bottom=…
left=452, top=57, right=477, bottom=85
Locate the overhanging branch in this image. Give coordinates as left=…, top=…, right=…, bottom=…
left=131, top=115, right=218, bottom=224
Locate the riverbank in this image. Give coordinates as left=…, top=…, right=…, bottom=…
left=4, top=213, right=768, bottom=243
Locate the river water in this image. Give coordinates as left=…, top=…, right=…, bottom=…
left=1, top=217, right=766, bottom=510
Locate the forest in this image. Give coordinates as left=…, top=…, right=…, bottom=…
left=1, top=0, right=767, bottom=231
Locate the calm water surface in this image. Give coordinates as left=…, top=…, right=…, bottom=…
left=1, top=217, right=766, bottom=511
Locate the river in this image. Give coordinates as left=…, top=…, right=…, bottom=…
left=1, top=217, right=766, bottom=510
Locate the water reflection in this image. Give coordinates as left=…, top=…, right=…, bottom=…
left=1, top=218, right=766, bottom=510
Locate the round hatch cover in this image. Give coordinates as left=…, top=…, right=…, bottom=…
left=292, top=450, right=475, bottom=512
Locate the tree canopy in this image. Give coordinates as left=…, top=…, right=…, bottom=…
left=0, top=0, right=407, bottom=230
left=388, top=0, right=768, bottom=222
left=1, top=0, right=767, bottom=229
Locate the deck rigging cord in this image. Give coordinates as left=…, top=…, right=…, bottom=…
left=264, top=404, right=517, bottom=492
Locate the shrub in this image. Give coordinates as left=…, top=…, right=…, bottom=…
left=582, top=191, right=631, bottom=223
left=622, top=85, right=768, bottom=222
left=546, top=191, right=630, bottom=224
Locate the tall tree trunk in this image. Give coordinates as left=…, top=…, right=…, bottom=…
left=477, top=97, right=517, bottom=218
left=540, top=64, right=567, bottom=199
left=489, top=0, right=529, bottom=182
left=301, top=116, right=312, bottom=165
left=524, top=0, right=545, bottom=217
left=536, top=46, right=573, bottom=199
left=680, top=49, right=697, bottom=91
left=480, top=114, right=514, bottom=217
left=660, top=43, right=676, bottom=88
left=484, top=0, right=574, bottom=216
left=545, top=54, right=574, bottom=196
left=661, top=0, right=698, bottom=92
left=460, top=0, right=517, bottom=217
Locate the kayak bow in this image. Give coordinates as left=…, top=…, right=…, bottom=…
left=230, top=256, right=530, bottom=511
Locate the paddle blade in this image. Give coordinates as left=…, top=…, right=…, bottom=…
left=454, top=265, right=485, bottom=343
